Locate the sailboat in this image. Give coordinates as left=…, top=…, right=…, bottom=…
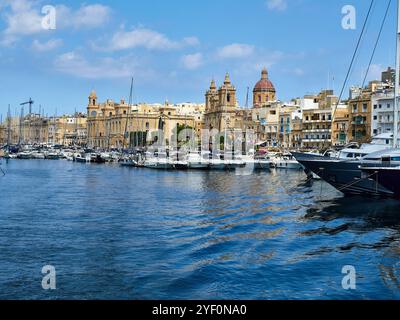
left=293, top=0, right=400, bottom=197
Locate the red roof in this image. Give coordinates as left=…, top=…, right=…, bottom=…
left=254, top=79, right=275, bottom=92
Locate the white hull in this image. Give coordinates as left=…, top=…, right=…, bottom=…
left=273, top=161, right=303, bottom=170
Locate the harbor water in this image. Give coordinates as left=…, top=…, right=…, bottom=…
left=1, top=159, right=400, bottom=299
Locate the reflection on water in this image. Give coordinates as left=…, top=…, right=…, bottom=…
left=0, top=160, right=399, bottom=299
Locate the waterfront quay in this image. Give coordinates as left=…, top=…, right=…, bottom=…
left=1, top=67, right=397, bottom=153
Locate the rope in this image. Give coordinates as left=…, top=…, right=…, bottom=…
left=332, top=0, right=374, bottom=119
left=361, top=0, right=392, bottom=88
left=336, top=171, right=378, bottom=192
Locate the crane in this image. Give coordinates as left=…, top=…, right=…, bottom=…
left=20, top=98, right=34, bottom=115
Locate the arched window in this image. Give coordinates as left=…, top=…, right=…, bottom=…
left=91, top=111, right=97, bottom=117
left=227, top=93, right=231, bottom=103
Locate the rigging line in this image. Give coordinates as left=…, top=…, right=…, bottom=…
left=361, top=0, right=392, bottom=89
left=332, top=0, right=375, bottom=121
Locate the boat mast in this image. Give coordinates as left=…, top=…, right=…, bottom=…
left=7, top=105, right=11, bottom=149
left=394, top=0, right=400, bottom=148
left=123, top=77, right=133, bottom=150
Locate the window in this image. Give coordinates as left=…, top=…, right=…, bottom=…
left=374, top=105, right=377, bottom=109
left=373, top=116, right=377, bottom=120
left=227, top=94, right=231, bottom=103
left=353, top=104, right=357, bottom=112
left=362, top=104, right=368, bottom=112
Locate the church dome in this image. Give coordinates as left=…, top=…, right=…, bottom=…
left=254, top=68, right=275, bottom=92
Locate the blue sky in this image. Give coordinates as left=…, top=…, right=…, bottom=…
left=0, top=0, right=397, bottom=118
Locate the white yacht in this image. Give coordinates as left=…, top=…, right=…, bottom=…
left=272, top=153, right=303, bottom=170
left=186, top=152, right=209, bottom=169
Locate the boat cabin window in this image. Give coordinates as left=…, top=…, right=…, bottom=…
left=390, top=157, right=400, bottom=161
left=346, top=153, right=354, bottom=158
left=381, top=156, right=391, bottom=166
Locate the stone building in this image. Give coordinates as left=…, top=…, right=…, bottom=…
left=0, top=123, right=5, bottom=145
left=371, top=88, right=397, bottom=137
left=331, top=104, right=350, bottom=146
left=347, top=83, right=378, bottom=144
left=204, top=73, right=244, bottom=132
left=20, top=115, right=49, bottom=145
left=252, top=102, right=280, bottom=146
left=301, top=90, right=337, bottom=150
left=48, top=113, right=87, bottom=146
left=87, top=90, right=199, bottom=149
left=279, top=105, right=302, bottom=149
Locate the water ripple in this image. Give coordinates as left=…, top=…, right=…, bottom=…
left=0, top=160, right=400, bottom=299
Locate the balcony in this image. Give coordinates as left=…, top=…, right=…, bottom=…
left=302, top=139, right=329, bottom=143
left=302, top=129, right=331, bottom=133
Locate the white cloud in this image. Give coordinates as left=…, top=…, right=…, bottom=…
left=266, top=0, right=288, bottom=11
left=1, top=0, right=43, bottom=45
left=53, top=51, right=156, bottom=80
left=54, top=52, right=130, bottom=79
left=0, top=1, right=111, bottom=46
left=109, top=28, right=179, bottom=51
left=105, top=27, right=199, bottom=51
left=217, top=43, right=255, bottom=59
left=182, top=53, right=203, bottom=70
left=32, top=38, right=62, bottom=51
left=56, top=4, right=111, bottom=29
left=183, top=37, right=200, bottom=47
